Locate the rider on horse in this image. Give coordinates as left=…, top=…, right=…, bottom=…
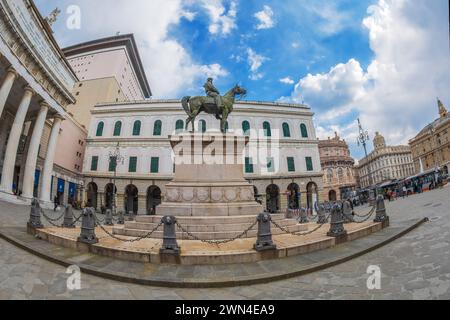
left=203, top=78, right=223, bottom=111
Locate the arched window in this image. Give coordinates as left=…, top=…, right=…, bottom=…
left=263, top=122, right=271, bottom=137
left=96, top=122, right=104, bottom=137
left=175, top=120, right=184, bottom=133
left=300, top=124, right=308, bottom=138
left=153, top=120, right=162, bottom=136
left=132, top=120, right=141, bottom=136
left=282, top=123, right=291, bottom=138
left=199, top=120, right=206, bottom=133
left=113, top=121, right=122, bottom=136
left=242, top=121, right=250, bottom=136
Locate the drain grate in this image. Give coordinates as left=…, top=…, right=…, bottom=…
left=432, top=203, right=442, bottom=208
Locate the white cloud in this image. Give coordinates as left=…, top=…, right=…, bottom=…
left=201, top=0, right=237, bottom=36
left=247, top=48, right=267, bottom=81
left=283, top=0, right=450, bottom=152
left=254, top=5, right=276, bottom=30
left=279, top=77, right=295, bottom=85
left=302, top=1, right=353, bottom=36
left=291, top=42, right=300, bottom=49
left=54, top=0, right=228, bottom=98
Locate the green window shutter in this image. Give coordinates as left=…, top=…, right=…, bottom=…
left=108, top=157, right=117, bottom=172
left=263, top=122, right=271, bottom=137
left=96, top=122, right=104, bottom=137
left=245, top=157, right=254, bottom=173
left=306, top=157, right=314, bottom=171
left=267, top=157, right=275, bottom=173
left=153, top=120, right=162, bottom=136
left=199, top=120, right=206, bottom=133
left=129, top=157, right=137, bottom=173
left=283, top=123, right=291, bottom=138
left=150, top=157, right=160, bottom=173
left=287, top=157, right=295, bottom=172
left=300, top=124, right=308, bottom=138
left=91, top=156, right=98, bottom=171
left=175, top=120, right=184, bottom=133
left=242, top=121, right=250, bottom=135
left=113, top=121, right=122, bottom=136
left=133, top=121, right=141, bottom=136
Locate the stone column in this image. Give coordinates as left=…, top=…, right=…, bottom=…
left=39, top=115, right=63, bottom=203
left=0, top=86, right=34, bottom=194
left=0, top=67, right=18, bottom=118
left=22, top=102, right=49, bottom=199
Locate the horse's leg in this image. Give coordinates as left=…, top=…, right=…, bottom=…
left=189, top=107, right=202, bottom=133
left=221, top=109, right=229, bottom=133
left=185, top=116, right=191, bottom=131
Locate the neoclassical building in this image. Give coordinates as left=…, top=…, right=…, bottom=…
left=82, top=100, right=324, bottom=214
left=318, top=133, right=357, bottom=201
left=409, top=99, right=449, bottom=175
left=357, top=132, right=415, bottom=188
left=0, top=0, right=77, bottom=206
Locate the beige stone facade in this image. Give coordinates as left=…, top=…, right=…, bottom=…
left=82, top=100, right=324, bottom=215
left=409, top=99, right=450, bottom=175
left=357, top=132, right=415, bottom=188
left=318, top=133, right=357, bottom=201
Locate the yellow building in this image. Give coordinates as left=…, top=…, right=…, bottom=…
left=409, top=99, right=450, bottom=176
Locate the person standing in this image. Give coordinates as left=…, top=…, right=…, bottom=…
left=53, top=194, right=59, bottom=211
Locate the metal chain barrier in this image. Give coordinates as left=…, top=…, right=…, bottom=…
left=41, top=210, right=65, bottom=222
left=94, top=216, right=163, bottom=243
left=176, top=220, right=258, bottom=245
left=41, top=209, right=82, bottom=228
left=344, top=208, right=376, bottom=224
left=353, top=204, right=377, bottom=218
left=271, top=214, right=331, bottom=237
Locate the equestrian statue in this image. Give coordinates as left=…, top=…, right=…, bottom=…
left=182, top=78, right=246, bottom=133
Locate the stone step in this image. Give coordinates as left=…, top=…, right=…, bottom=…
left=124, top=218, right=299, bottom=233
left=134, top=214, right=286, bottom=225
left=112, top=222, right=309, bottom=240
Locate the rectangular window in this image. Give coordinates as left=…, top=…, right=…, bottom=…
left=306, top=157, right=314, bottom=172
left=150, top=157, right=159, bottom=173
left=267, top=157, right=275, bottom=173
left=287, top=157, right=296, bottom=172
left=245, top=157, right=254, bottom=173
left=108, top=157, right=117, bottom=172
left=129, top=157, right=137, bottom=173
left=90, top=156, right=98, bottom=171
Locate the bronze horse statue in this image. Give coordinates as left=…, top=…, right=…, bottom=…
left=181, top=85, right=247, bottom=133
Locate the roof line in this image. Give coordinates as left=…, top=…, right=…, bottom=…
left=62, top=33, right=152, bottom=98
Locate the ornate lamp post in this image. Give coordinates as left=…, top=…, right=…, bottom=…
left=108, top=142, right=124, bottom=216
left=357, top=118, right=376, bottom=202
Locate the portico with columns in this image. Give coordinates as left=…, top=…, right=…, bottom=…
left=0, top=0, right=77, bottom=206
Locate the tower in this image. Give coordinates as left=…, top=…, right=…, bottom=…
left=438, top=98, right=447, bottom=118
left=373, top=132, right=386, bottom=150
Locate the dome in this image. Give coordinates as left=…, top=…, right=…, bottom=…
left=373, top=132, right=386, bottom=150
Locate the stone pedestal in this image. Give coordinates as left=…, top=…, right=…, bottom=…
left=158, top=133, right=263, bottom=217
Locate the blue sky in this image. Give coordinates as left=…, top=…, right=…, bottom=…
left=35, top=0, right=450, bottom=160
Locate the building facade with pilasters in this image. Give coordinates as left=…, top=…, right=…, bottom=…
left=82, top=100, right=324, bottom=215
left=0, top=0, right=77, bottom=206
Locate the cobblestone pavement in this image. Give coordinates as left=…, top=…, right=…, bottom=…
left=0, top=187, right=449, bottom=300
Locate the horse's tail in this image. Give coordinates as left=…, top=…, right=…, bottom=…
left=182, top=96, right=192, bottom=117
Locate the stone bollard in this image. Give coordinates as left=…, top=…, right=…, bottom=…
left=254, top=213, right=276, bottom=252
left=315, top=202, right=328, bottom=225
left=342, top=200, right=354, bottom=223
left=374, top=195, right=390, bottom=228
left=117, top=211, right=125, bottom=225
left=27, top=199, right=43, bottom=230
left=62, top=204, right=75, bottom=228
left=327, top=203, right=348, bottom=244
left=105, top=209, right=114, bottom=226
left=298, top=207, right=308, bottom=224
left=77, top=207, right=98, bottom=244
left=160, top=216, right=180, bottom=254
